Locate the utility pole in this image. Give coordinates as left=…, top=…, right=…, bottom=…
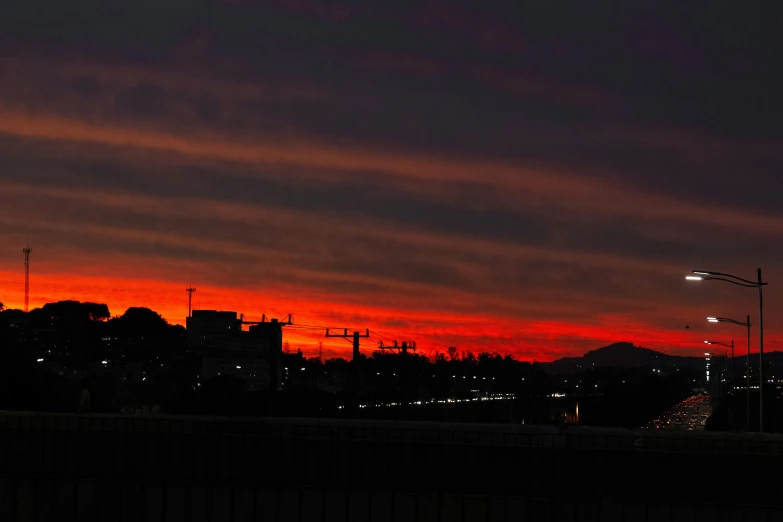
left=758, top=268, right=764, bottom=433
left=377, top=340, right=417, bottom=354
left=378, top=340, right=399, bottom=352
left=186, top=286, right=196, bottom=318
left=326, top=328, right=369, bottom=416
left=318, top=341, right=323, bottom=363
left=377, top=340, right=418, bottom=414
left=730, top=340, right=735, bottom=397
left=747, top=315, right=751, bottom=433
left=22, top=244, right=31, bottom=313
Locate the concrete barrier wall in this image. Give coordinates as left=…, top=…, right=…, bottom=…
left=1, top=479, right=779, bottom=522
left=1, top=412, right=783, bottom=521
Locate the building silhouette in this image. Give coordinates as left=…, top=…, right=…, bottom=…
left=186, top=310, right=284, bottom=391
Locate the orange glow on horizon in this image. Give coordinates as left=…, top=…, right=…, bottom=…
left=0, top=271, right=730, bottom=361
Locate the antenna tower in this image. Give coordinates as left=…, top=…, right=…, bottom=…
left=186, top=286, right=196, bottom=318
left=23, top=244, right=32, bottom=313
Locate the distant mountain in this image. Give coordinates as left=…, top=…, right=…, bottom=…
left=543, top=342, right=685, bottom=375
left=543, top=342, right=783, bottom=376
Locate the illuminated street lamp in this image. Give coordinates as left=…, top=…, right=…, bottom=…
left=707, top=315, right=752, bottom=431
left=704, top=340, right=732, bottom=405
left=687, top=269, right=767, bottom=432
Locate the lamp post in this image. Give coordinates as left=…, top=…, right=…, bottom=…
left=704, top=340, right=732, bottom=394
left=687, top=269, right=767, bottom=432
left=707, top=316, right=751, bottom=432
left=704, top=341, right=732, bottom=427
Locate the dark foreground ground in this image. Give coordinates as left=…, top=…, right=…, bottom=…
left=1, top=411, right=782, bottom=521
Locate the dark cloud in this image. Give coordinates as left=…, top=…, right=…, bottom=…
left=0, top=0, right=780, bottom=356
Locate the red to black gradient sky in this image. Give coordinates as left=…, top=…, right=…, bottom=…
left=0, top=1, right=780, bottom=360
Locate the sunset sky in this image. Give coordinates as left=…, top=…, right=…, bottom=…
left=0, top=1, right=780, bottom=360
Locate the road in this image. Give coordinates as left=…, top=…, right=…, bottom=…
left=644, top=393, right=712, bottom=431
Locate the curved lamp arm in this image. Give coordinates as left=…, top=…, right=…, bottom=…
left=705, top=341, right=733, bottom=348
left=693, top=270, right=767, bottom=287
left=703, top=277, right=761, bottom=288
left=714, top=317, right=751, bottom=327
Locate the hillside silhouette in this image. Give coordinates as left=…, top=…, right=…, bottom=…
left=543, top=342, right=699, bottom=374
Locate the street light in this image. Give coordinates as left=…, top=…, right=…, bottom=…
left=705, top=340, right=732, bottom=403
left=687, top=269, right=767, bottom=432
left=707, top=315, right=751, bottom=432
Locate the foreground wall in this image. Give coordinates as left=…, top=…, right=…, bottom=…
left=1, top=412, right=782, bottom=521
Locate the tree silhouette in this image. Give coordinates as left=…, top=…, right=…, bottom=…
left=431, top=351, right=446, bottom=364
left=84, top=303, right=110, bottom=321
left=112, top=307, right=168, bottom=338
left=0, top=302, right=4, bottom=312
left=168, top=324, right=186, bottom=339
left=28, top=301, right=111, bottom=328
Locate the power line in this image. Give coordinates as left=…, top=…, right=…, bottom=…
left=294, top=322, right=367, bottom=330
left=284, top=321, right=426, bottom=348
left=332, top=336, right=373, bottom=350
left=291, top=325, right=422, bottom=349
left=286, top=325, right=330, bottom=331
left=371, top=330, right=396, bottom=342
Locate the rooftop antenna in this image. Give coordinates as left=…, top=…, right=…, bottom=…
left=186, top=285, right=196, bottom=318
left=23, top=241, right=32, bottom=313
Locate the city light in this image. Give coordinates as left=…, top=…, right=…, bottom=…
left=644, top=393, right=712, bottom=431
left=336, top=393, right=517, bottom=410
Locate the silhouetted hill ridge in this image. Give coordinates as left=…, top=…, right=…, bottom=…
left=544, top=342, right=680, bottom=374
left=584, top=342, right=661, bottom=364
